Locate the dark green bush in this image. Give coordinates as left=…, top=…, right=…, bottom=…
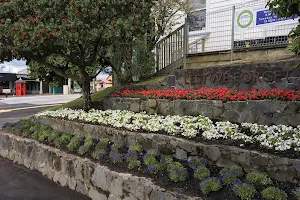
left=261, top=187, right=288, bottom=200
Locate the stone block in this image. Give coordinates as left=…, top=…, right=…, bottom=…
left=89, top=188, right=108, bottom=200
left=175, top=148, right=187, bottom=160
left=92, top=166, right=112, bottom=191
left=108, top=176, right=123, bottom=197
left=148, top=99, right=157, bottom=108
left=76, top=181, right=89, bottom=196
left=203, top=146, right=221, bottom=162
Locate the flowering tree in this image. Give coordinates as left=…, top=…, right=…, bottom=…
left=0, top=0, right=152, bottom=110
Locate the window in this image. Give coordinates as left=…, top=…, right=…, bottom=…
left=0, top=81, right=9, bottom=89
left=187, top=0, right=206, bottom=31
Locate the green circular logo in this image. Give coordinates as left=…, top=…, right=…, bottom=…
left=237, top=10, right=254, bottom=29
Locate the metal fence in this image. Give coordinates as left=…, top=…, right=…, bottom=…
left=155, top=0, right=298, bottom=72
left=155, top=24, right=187, bottom=71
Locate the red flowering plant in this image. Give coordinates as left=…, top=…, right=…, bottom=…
left=112, top=87, right=300, bottom=102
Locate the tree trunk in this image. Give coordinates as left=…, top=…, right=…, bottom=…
left=79, top=71, right=93, bottom=111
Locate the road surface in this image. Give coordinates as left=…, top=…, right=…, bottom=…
left=0, top=94, right=80, bottom=127
left=0, top=94, right=90, bottom=200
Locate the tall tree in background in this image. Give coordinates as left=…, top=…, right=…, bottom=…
left=149, top=0, right=191, bottom=48
left=267, top=0, right=300, bottom=57
left=0, top=0, right=152, bottom=110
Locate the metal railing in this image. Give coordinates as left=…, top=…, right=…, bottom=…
left=155, top=24, right=186, bottom=72
left=155, top=0, right=298, bottom=72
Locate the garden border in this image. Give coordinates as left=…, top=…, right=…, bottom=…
left=103, top=98, right=300, bottom=126
left=0, top=131, right=201, bottom=200
left=30, top=116, right=300, bottom=185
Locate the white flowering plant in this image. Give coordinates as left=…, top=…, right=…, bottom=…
left=36, top=108, right=300, bottom=152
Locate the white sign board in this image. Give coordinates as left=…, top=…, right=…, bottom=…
left=235, top=8, right=298, bottom=31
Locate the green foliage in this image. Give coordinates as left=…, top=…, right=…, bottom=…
left=267, top=0, right=300, bottom=19
left=92, top=138, right=110, bottom=160
left=261, top=187, right=288, bottom=200
left=219, top=166, right=244, bottom=185
left=78, top=136, right=93, bottom=155
left=37, top=129, right=51, bottom=142
left=22, top=125, right=39, bottom=137
left=199, top=177, right=222, bottom=196
left=125, top=151, right=141, bottom=170
left=48, top=131, right=61, bottom=143
left=167, top=162, right=187, bottom=182
left=54, top=134, right=73, bottom=148
left=67, top=134, right=84, bottom=152
left=125, top=144, right=143, bottom=169
left=143, top=150, right=161, bottom=174
left=246, top=172, right=273, bottom=186
left=267, top=0, right=300, bottom=67
left=132, top=38, right=155, bottom=80
left=194, top=166, right=210, bottom=181
left=295, top=187, right=300, bottom=198
left=129, top=144, right=143, bottom=152
left=188, top=156, right=208, bottom=170
left=160, top=156, right=173, bottom=171
left=233, top=181, right=257, bottom=200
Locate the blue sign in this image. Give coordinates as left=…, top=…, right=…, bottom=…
left=256, top=10, right=297, bottom=25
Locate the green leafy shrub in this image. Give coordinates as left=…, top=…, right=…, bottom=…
left=129, top=144, right=143, bottom=152
left=261, top=187, right=288, bottom=200
left=246, top=172, right=272, bottom=186
left=109, top=141, right=124, bottom=164
left=37, top=129, right=51, bottom=142
left=219, top=166, right=244, bottom=185
left=143, top=150, right=161, bottom=174
left=48, top=131, right=60, bottom=143
left=22, top=125, right=39, bottom=137
left=111, top=153, right=123, bottom=164
left=160, top=155, right=173, bottom=171
left=188, top=156, right=208, bottom=169
left=12, top=120, right=31, bottom=132
left=194, top=165, right=210, bottom=181
left=67, top=134, right=84, bottom=152
left=54, top=134, right=72, bottom=148
left=167, top=162, right=187, bottom=182
left=233, top=180, right=257, bottom=200
left=200, top=177, right=222, bottom=196
left=92, top=138, right=110, bottom=160
left=78, top=136, right=93, bottom=155
left=124, top=150, right=141, bottom=169
left=124, top=144, right=143, bottom=169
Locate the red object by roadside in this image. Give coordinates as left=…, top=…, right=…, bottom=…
left=15, top=80, right=26, bottom=96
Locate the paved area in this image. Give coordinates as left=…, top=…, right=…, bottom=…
left=0, top=94, right=81, bottom=106
left=0, top=94, right=90, bottom=200
left=0, top=94, right=80, bottom=127
left=0, top=157, right=90, bottom=200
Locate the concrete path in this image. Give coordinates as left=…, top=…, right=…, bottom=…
left=0, top=156, right=90, bottom=200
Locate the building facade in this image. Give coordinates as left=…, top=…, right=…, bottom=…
left=187, top=0, right=297, bottom=53
left=0, top=72, right=48, bottom=95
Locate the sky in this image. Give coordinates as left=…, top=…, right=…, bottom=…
left=0, top=59, right=27, bottom=73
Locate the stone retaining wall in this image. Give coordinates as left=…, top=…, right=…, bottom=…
left=0, top=132, right=200, bottom=200
left=103, top=98, right=300, bottom=126
left=30, top=116, right=300, bottom=185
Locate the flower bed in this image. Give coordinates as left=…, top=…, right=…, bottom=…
left=35, top=109, right=300, bottom=154
left=112, top=87, right=300, bottom=101
left=2, top=120, right=300, bottom=200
